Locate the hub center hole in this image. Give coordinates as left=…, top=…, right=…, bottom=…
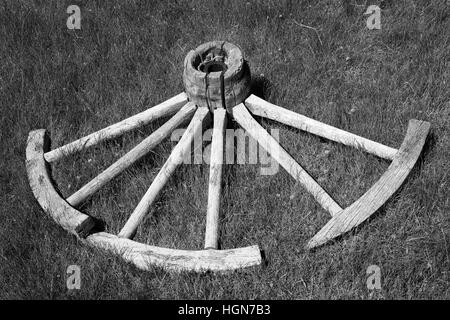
left=195, top=48, right=228, bottom=73
left=202, top=61, right=227, bottom=73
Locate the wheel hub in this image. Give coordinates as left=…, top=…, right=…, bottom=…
left=183, top=41, right=251, bottom=111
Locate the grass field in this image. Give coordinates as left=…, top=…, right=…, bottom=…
left=1, top=0, right=449, bottom=299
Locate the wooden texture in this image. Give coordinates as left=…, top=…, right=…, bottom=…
left=307, top=119, right=430, bottom=249
left=204, top=108, right=227, bottom=249
left=118, top=107, right=211, bottom=239
left=66, top=103, right=197, bottom=207
left=26, top=130, right=96, bottom=237
left=245, top=94, right=398, bottom=161
left=44, top=93, right=188, bottom=163
left=26, top=128, right=261, bottom=272
left=232, top=103, right=343, bottom=216
left=183, top=41, right=251, bottom=110
left=85, top=232, right=262, bottom=272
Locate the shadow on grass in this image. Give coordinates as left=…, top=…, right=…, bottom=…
left=250, top=74, right=273, bottom=100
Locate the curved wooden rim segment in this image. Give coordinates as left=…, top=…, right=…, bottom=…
left=84, top=233, right=261, bottom=272
left=26, top=130, right=96, bottom=237
left=26, top=129, right=262, bottom=272
left=306, top=119, right=430, bottom=249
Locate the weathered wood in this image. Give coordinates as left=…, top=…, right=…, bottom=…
left=118, top=107, right=211, bottom=239
left=85, top=232, right=262, bottom=272
left=232, top=103, right=343, bottom=216
left=66, top=103, right=197, bottom=207
left=245, top=94, right=398, bottom=161
left=44, top=93, right=188, bottom=163
left=26, top=130, right=96, bottom=237
left=307, top=119, right=430, bottom=249
left=183, top=41, right=251, bottom=110
left=27, top=129, right=262, bottom=272
left=204, top=108, right=227, bottom=249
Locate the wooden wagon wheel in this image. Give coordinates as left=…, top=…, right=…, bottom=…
left=26, top=41, right=430, bottom=272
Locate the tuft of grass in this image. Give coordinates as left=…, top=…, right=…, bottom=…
left=0, top=0, right=449, bottom=299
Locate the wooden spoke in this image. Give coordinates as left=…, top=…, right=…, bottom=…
left=118, top=107, right=211, bottom=239
left=232, top=103, right=343, bottom=216
left=204, top=108, right=227, bottom=249
left=44, top=93, right=188, bottom=163
left=66, top=103, right=197, bottom=207
left=245, top=94, right=398, bottom=161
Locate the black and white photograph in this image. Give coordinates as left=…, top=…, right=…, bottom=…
left=0, top=0, right=449, bottom=305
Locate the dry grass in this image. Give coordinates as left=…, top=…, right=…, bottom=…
left=0, top=0, right=449, bottom=299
